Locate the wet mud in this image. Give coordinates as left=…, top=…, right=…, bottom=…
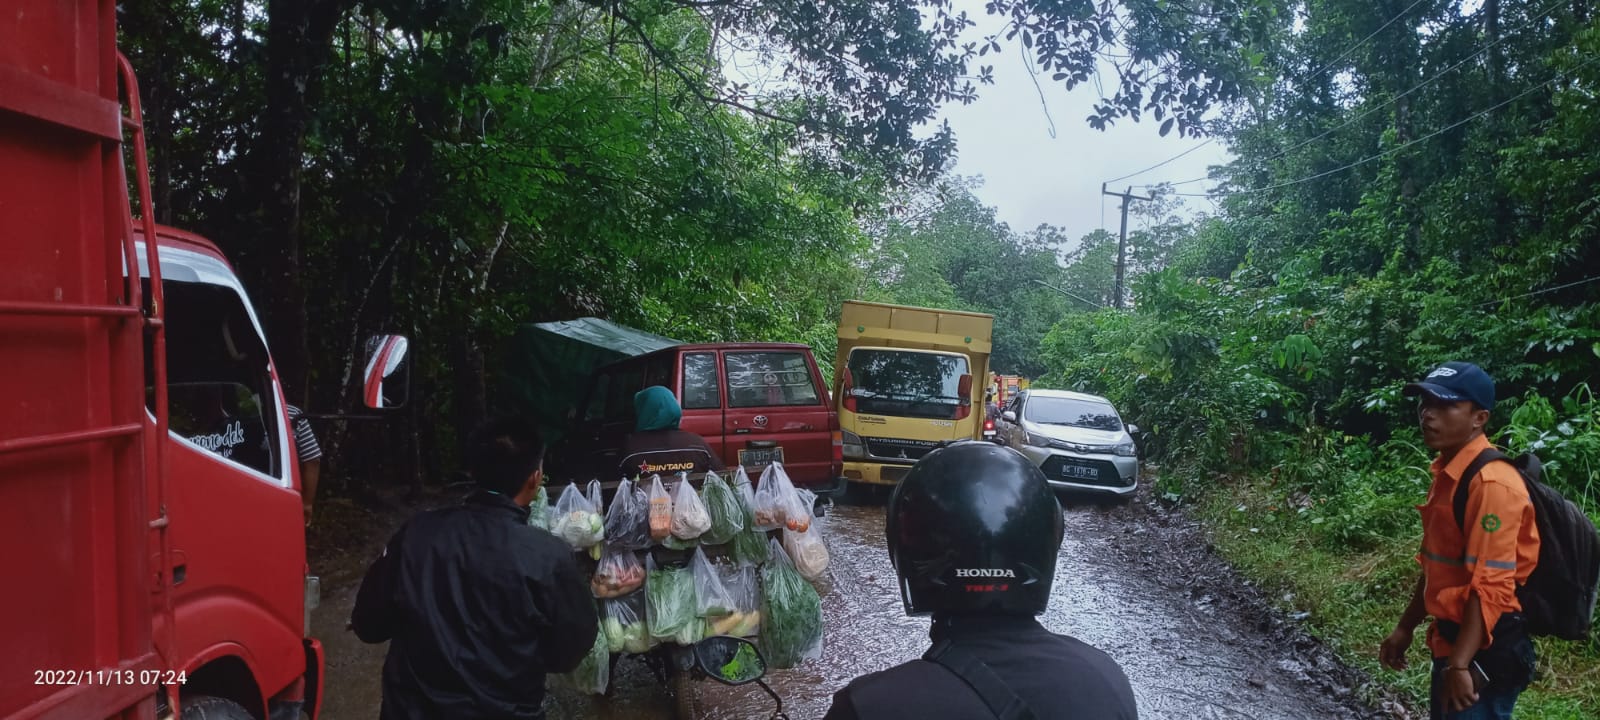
left=310, top=484, right=1388, bottom=719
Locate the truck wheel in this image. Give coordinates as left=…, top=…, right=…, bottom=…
left=669, top=668, right=699, bottom=720
left=180, top=696, right=253, bottom=720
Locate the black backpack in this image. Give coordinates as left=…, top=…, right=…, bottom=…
left=1454, top=448, right=1600, bottom=640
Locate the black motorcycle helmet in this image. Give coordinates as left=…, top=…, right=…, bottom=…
left=887, top=441, right=1063, bottom=617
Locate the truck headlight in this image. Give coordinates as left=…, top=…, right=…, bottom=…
left=1114, top=441, right=1137, bottom=457
left=842, top=430, right=866, bottom=459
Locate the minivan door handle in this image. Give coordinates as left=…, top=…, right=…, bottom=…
left=747, top=440, right=778, bottom=448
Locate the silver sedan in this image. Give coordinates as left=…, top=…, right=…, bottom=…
left=997, top=389, right=1138, bottom=497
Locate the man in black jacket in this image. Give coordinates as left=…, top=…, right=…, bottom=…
left=352, top=418, right=597, bottom=720
left=823, top=442, right=1138, bottom=720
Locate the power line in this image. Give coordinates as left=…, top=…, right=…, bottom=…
left=1480, top=275, right=1600, bottom=307
left=1171, top=52, right=1600, bottom=199
left=1148, top=0, right=1569, bottom=190
left=1104, top=0, right=1430, bottom=188
left=1032, top=279, right=1106, bottom=309
left=1302, top=0, right=1429, bottom=84
left=1103, top=138, right=1215, bottom=185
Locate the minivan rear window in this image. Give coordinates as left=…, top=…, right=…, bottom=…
left=847, top=349, right=969, bottom=420
left=724, top=352, right=819, bottom=407
left=682, top=353, right=720, bottom=409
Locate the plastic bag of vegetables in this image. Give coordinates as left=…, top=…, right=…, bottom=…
left=783, top=524, right=830, bottom=581
left=728, top=468, right=767, bottom=566
left=669, top=472, right=712, bottom=540
left=753, top=463, right=810, bottom=532
left=690, top=547, right=737, bottom=618
left=601, top=590, right=653, bottom=654
left=587, top=478, right=605, bottom=516
left=647, top=474, right=673, bottom=542
left=591, top=547, right=645, bottom=599
left=551, top=482, right=605, bottom=550
left=645, top=555, right=695, bottom=642
left=758, top=538, right=823, bottom=668
left=604, top=478, right=651, bottom=550
left=563, top=625, right=610, bottom=695
left=699, top=471, right=745, bottom=545
left=525, top=485, right=551, bottom=531
left=709, top=561, right=761, bottom=637
left=732, top=466, right=755, bottom=506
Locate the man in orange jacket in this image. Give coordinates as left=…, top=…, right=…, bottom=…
left=1379, top=362, right=1540, bottom=720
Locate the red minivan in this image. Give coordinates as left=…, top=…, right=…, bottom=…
left=553, top=343, right=845, bottom=494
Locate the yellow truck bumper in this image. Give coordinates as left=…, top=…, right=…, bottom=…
left=843, top=460, right=916, bottom=486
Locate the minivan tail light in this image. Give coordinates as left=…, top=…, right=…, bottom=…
left=832, top=431, right=844, bottom=464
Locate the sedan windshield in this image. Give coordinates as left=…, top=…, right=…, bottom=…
left=1024, top=396, right=1122, bottom=431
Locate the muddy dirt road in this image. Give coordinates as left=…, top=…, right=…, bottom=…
left=311, top=489, right=1384, bottom=719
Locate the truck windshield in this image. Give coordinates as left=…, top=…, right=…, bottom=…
left=1023, top=396, right=1123, bottom=432
left=847, top=349, right=968, bottom=419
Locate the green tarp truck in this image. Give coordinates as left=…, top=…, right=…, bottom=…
left=500, top=318, right=680, bottom=442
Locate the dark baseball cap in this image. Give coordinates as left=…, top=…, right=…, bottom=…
left=1403, top=361, right=1496, bottom=411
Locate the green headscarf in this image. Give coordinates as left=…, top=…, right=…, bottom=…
left=634, top=385, right=682, bottom=432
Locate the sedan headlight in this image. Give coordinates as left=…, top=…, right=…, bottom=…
left=1113, top=440, right=1137, bottom=457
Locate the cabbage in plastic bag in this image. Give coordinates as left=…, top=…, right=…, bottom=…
left=563, top=626, right=610, bottom=695
left=551, top=482, right=605, bottom=549
left=602, top=590, right=653, bottom=654
left=525, top=485, right=551, bottom=531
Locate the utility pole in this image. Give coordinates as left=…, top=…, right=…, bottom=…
left=1102, top=183, right=1154, bottom=309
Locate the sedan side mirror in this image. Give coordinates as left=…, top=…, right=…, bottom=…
left=1002, top=410, right=1017, bottom=422
left=362, top=335, right=411, bottom=409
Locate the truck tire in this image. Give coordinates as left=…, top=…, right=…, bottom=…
left=180, top=696, right=254, bottom=720
left=669, top=668, right=699, bottom=720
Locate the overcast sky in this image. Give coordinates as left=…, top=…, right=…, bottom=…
left=938, top=0, right=1233, bottom=245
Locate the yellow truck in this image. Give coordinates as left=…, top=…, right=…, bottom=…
left=835, top=300, right=994, bottom=485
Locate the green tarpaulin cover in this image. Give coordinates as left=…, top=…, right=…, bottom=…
left=500, top=318, right=680, bottom=441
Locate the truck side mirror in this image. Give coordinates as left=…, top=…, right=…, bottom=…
left=362, top=335, right=411, bottom=409
left=957, top=373, right=973, bottom=400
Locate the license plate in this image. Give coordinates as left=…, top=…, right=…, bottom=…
left=738, top=447, right=784, bottom=468
left=1059, top=464, right=1098, bottom=480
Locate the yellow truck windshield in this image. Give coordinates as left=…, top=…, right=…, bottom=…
left=847, top=349, right=968, bottom=419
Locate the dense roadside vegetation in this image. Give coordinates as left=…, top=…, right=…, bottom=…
left=1035, top=4, right=1600, bottom=715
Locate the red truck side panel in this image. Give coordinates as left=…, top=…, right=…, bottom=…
left=1, top=2, right=160, bottom=719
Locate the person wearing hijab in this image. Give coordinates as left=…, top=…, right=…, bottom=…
left=617, top=385, right=725, bottom=479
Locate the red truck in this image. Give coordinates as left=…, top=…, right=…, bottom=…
left=1, top=3, right=406, bottom=718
